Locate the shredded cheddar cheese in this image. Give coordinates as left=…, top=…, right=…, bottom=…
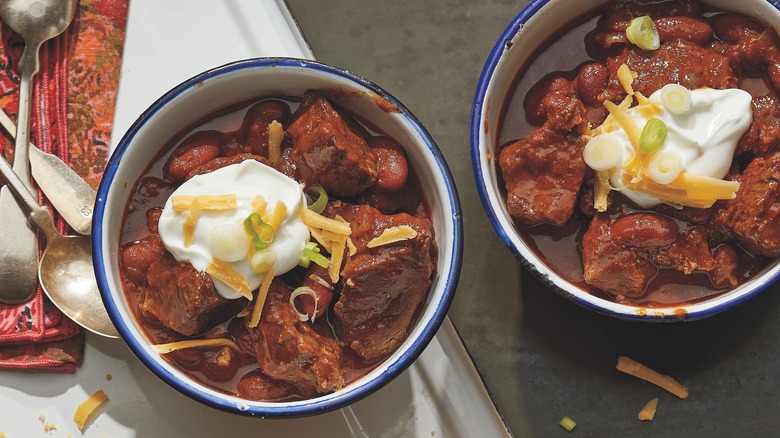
left=153, top=338, right=240, bottom=354
left=367, top=226, right=418, bottom=248
left=328, top=234, right=347, bottom=284
left=638, top=398, right=659, bottom=421
left=172, top=194, right=237, bottom=246
left=73, top=390, right=109, bottom=432
left=268, top=120, right=284, bottom=164
left=205, top=258, right=252, bottom=300
left=616, top=356, right=689, bottom=399
left=265, top=201, right=287, bottom=231
left=248, top=267, right=275, bottom=328
left=300, top=208, right=351, bottom=235
left=617, top=63, right=636, bottom=96
left=252, top=195, right=267, bottom=214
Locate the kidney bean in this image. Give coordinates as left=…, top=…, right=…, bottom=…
left=120, top=236, right=166, bottom=283
left=655, top=16, right=713, bottom=46
left=163, top=130, right=222, bottom=183
left=711, top=14, right=765, bottom=44
left=237, top=369, right=297, bottom=401
left=576, top=63, right=608, bottom=107
left=243, top=100, right=291, bottom=157
left=369, top=136, right=408, bottom=192
left=298, top=263, right=334, bottom=321
left=611, top=213, right=679, bottom=249
left=200, top=346, right=240, bottom=382
left=145, top=207, right=162, bottom=234
left=523, top=75, right=574, bottom=126
left=768, top=60, right=780, bottom=95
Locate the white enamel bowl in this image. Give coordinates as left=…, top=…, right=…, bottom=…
left=94, top=58, right=463, bottom=416
left=471, top=0, right=780, bottom=321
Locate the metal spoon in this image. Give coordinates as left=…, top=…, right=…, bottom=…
left=0, top=0, right=78, bottom=304
left=0, top=152, right=117, bottom=337
left=0, top=108, right=95, bottom=235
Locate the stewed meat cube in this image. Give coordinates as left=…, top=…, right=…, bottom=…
left=329, top=203, right=435, bottom=361
left=288, top=91, right=377, bottom=197
left=250, top=280, right=344, bottom=396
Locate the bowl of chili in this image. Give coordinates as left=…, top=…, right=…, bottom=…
left=471, top=0, right=780, bottom=321
left=94, top=58, right=462, bottom=416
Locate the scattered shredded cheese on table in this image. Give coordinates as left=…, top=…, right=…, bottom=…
left=638, top=397, right=659, bottom=421
left=73, top=390, right=109, bottom=432
left=616, top=356, right=689, bottom=399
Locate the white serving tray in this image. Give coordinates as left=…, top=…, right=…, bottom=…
left=0, top=1, right=509, bottom=436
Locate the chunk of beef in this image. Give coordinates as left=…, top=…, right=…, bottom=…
left=655, top=227, right=716, bottom=274
left=121, top=234, right=237, bottom=336
left=330, top=204, right=435, bottom=361
left=582, top=214, right=658, bottom=299
left=714, top=151, right=780, bottom=257
left=735, top=93, right=780, bottom=158
left=288, top=91, right=377, bottom=197
left=251, top=280, right=344, bottom=396
left=600, top=40, right=737, bottom=103
left=499, top=125, right=586, bottom=226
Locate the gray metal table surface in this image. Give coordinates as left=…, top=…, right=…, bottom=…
left=285, top=1, right=780, bottom=436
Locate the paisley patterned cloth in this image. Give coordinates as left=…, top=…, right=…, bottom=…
left=0, top=0, right=128, bottom=372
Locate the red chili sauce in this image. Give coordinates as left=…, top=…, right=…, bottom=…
left=497, top=0, right=779, bottom=306
left=119, top=92, right=436, bottom=401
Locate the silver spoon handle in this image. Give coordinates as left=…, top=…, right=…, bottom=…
left=12, top=44, right=40, bottom=187
left=0, top=149, right=58, bottom=241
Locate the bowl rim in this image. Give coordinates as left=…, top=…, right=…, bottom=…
left=94, top=57, right=463, bottom=417
left=469, top=0, right=780, bottom=322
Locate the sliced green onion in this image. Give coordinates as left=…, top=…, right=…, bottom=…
left=250, top=250, right=277, bottom=273
left=559, top=416, right=577, bottom=432
left=304, top=245, right=330, bottom=268
left=647, top=149, right=683, bottom=184
left=584, top=134, right=623, bottom=171
left=298, top=241, right=330, bottom=269
left=305, top=185, right=328, bottom=214
left=639, top=118, right=667, bottom=154
left=626, top=16, right=660, bottom=50
left=660, top=83, right=692, bottom=115
left=243, top=213, right=275, bottom=251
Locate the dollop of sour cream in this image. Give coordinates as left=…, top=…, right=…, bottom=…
left=601, top=87, right=752, bottom=208
left=158, top=160, right=309, bottom=299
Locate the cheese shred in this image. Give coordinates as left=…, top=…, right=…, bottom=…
left=616, top=356, right=689, bottom=399
left=73, top=390, right=109, bottom=432
left=248, top=267, right=275, bottom=328
left=638, top=398, right=659, bottom=421
left=153, top=338, right=240, bottom=354
left=367, top=225, right=418, bottom=248
left=205, top=258, right=252, bottom=300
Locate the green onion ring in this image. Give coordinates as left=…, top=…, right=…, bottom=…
left=243, top=213, right=275, bottom=250
left=639, top=118, right=667, bottom=154
left=305, top=185, right=328, bottom=214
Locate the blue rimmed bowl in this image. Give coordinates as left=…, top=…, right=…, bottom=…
left=471, top=0, right=780, bottom=321
left=94, top=58, right=462, bottom=417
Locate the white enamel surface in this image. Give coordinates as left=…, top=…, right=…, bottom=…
left=475, top=0, right=780, bottom=319
left=158, top=161, right=309, bottom=299
left=0, top=0, right=507, bottom=436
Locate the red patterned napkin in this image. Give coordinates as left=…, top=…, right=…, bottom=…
left=0, top=0, right=128, bottom=372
